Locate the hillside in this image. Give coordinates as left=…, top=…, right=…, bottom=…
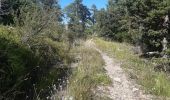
left=0, top=0, right=170, bottom=100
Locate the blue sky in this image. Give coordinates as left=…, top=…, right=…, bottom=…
left=59, top=0, right=107, bottom=9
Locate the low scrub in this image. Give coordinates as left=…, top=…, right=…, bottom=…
left=0, top=26, right=70, bottom=100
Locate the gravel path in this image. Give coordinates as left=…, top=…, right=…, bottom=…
left=85, top=40, right=153, bottom=100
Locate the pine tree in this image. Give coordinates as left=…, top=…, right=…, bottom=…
left=65, top=0, right=91, bottom=37
left=95, top=0, right=170, bottom=54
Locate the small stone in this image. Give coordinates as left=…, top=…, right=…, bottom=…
left=132, top=88, right=139, bottom=92
left=114, top=78, right=121, bottom=83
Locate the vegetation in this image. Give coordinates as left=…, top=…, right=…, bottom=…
left=95, top=0, right=170, bottom=54
left=94, top=38, right=170, bottom=97
left=64, top=0, right=92, bottom=48
left=0, top=0, right=70, bottom=99
left=93, top=1, right=170, bottom=97
left=1, top=0, right=170, bottom=99
left=66, top=44, right=111, bottom=100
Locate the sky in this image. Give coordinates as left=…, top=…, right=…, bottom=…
left=59, top=0, right=107, bottom=9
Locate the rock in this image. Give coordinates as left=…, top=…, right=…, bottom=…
left=113, top=78, right=121, bottom=83
left=132, top=88, right=139, bottom=92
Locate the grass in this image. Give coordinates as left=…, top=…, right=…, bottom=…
left=94, top=37, right=170, bottom=98
left=66, top=43, right=111, bottom=100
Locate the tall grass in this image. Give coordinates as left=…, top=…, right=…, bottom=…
left=94, top=38, right=170, bottom=97
left=66, top=44, right=111, bottom=100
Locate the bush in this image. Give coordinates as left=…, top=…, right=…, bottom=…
left=0, top=26, right=70, bottom=100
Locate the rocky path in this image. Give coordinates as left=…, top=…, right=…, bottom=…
left=85, top=40, right=153, bottom=100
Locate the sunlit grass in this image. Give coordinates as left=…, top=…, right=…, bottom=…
left=94, top=37, right=170, bottom=97
left=67, top=44, right=111, bottom=100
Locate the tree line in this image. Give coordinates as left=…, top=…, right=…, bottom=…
left=65, top=0, right=170, bottom=56
left=95, top=0, right=170, bottom=56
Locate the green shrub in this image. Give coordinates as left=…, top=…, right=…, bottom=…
left=0, top=26, right=70, bottom=100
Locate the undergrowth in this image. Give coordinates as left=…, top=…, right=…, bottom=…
left=0, top=26, right=70, bottom=99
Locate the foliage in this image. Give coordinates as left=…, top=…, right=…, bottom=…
left=0, top=0, right=71, bottom=99
left=0, top=24, right=70, bottom=99
left=65, top=0, right=91, bottom=44
left=95, top=0, right=170, bottom=54
left=2, top=0, right=170, bottom=99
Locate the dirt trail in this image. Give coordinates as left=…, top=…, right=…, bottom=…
left=85, top=40, right=153, bottom=100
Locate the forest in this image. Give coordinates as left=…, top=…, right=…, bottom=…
left=0, top=0, right=170, bottom=100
